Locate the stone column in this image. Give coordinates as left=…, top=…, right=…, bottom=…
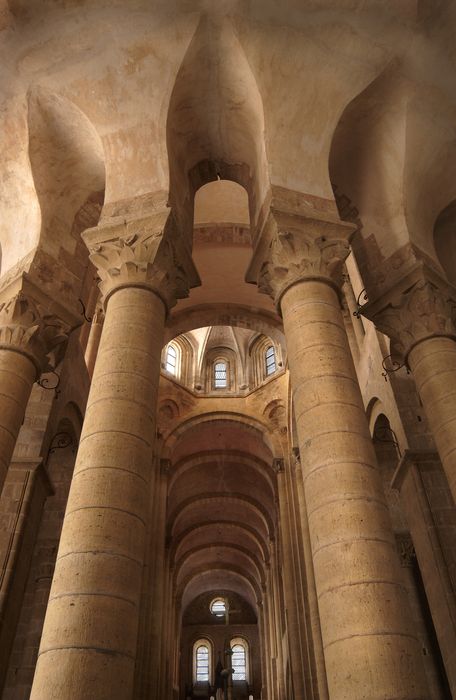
left=30, top=216, right=199, bottom=700
left=364, top=267, right=456, bottom=506
left=248, top=208, right=427, bottom=699
left=0, top=293, right=69, bottom=495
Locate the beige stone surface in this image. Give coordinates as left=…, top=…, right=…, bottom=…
left=281, top=279, right=427, bottom=699
left=0, top=2, right=455, bottom=699
left=30, top=287, right=166, bottom=700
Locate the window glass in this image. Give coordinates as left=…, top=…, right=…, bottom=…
left=231, top=644, right=246, bottom=681
left=166, top=344, right=177, bottom=375
left=210, top=598, right=226, bottom=617
left=265, top=345, right=276, bottom=376
left=214, top=361, right=227, bottom=388
left=196, top=645, right=209, bottom=682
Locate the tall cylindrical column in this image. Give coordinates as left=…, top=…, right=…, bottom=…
left=0, top=291, right=70, bottom=495
left=30, top=286, right=165, bottom=700
left=30, top=213, right=199, bottom=700
left=408, top=336, right=456, bottom=503
left=281, top=279, right=426, bottom=699
left=363, top=275, right=456, bottom=508
left=0, top=350, right=36, bottom=493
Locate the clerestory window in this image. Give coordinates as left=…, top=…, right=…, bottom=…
left=210, top=597, right=227, bottom=618
left=193, top=640, right=211, bottom=683
left=166, top=344, right=177, bottom=375
left=214, top=361, right=227, bottom=388
left=231, top=639, right=248, bottom=681
left=265, top=345, right=276, bottom=376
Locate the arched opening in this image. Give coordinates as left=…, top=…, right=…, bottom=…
left=161, top=411, right=278, bottom=699
left=231, top=638, right=249, bottom=683
left=166, top=343, right=178, bottom=376
left=193, top=639, right=212, bottom=684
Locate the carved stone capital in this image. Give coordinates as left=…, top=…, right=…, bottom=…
left=247, top=206, right=355, bottom=308
left=362, top=264, right=456, bottom=362
left=83, top=212, right=200, bottom=311
left=0, top=292, right=71, bottom=375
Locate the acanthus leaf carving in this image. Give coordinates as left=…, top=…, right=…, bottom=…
left=87, top=220, right=200, bottom=311
left=257, top=226, right=351, bottom=305
left=363, top=275, right=456, bottom=362
left=0, top=292, right=71, bottom=375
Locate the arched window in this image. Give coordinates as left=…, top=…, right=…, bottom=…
left=210, top=597, right=227, bottom=618
left=230, top=638, right=249, bottom=681
left=165, top=344, right=177, bottom=375
left=193, top=639, right=211, bottom=683
left=214, top=360, right=227, bottom=388
left=265, top=345, right=276, bottom=376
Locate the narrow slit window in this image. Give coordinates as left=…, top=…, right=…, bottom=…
left=166, top=344, right=177, bottom=375
left=214, top=361, right=227, bottom=388
left=265, top=345, right=276, bottom=376
left=196, top=645, right=209, bottom=682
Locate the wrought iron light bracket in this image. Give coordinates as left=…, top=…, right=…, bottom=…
left=381, top=355, right=410, bottom=382
left=353, top=288, right=368, bottom=318
left=373, top=424, right=402, bottom=457
left=48, top=431, right=74, bottom=456
left=36, top=370, right=61, bottom=399
left=78, top=298, right=92, bottom=323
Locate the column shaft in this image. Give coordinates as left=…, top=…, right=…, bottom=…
left=0, top=350, right=36, bottom=494
left=30, top=286, right=165, bottom=700
left=281, top=279, right=426, bottom=700
left=408, top=336, right=456, bottom=504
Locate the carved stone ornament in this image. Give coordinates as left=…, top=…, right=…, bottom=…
left=248, top=210, right=354, bottom=307
left=363, top=270, right=456, bottom=362
left=395, top=533, right=416, bottom=568
left=0, top=292, right=71, bottom=375
left=272, top=457, right=285, bottom=474
left=87, top=220, right=200, bottom=311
